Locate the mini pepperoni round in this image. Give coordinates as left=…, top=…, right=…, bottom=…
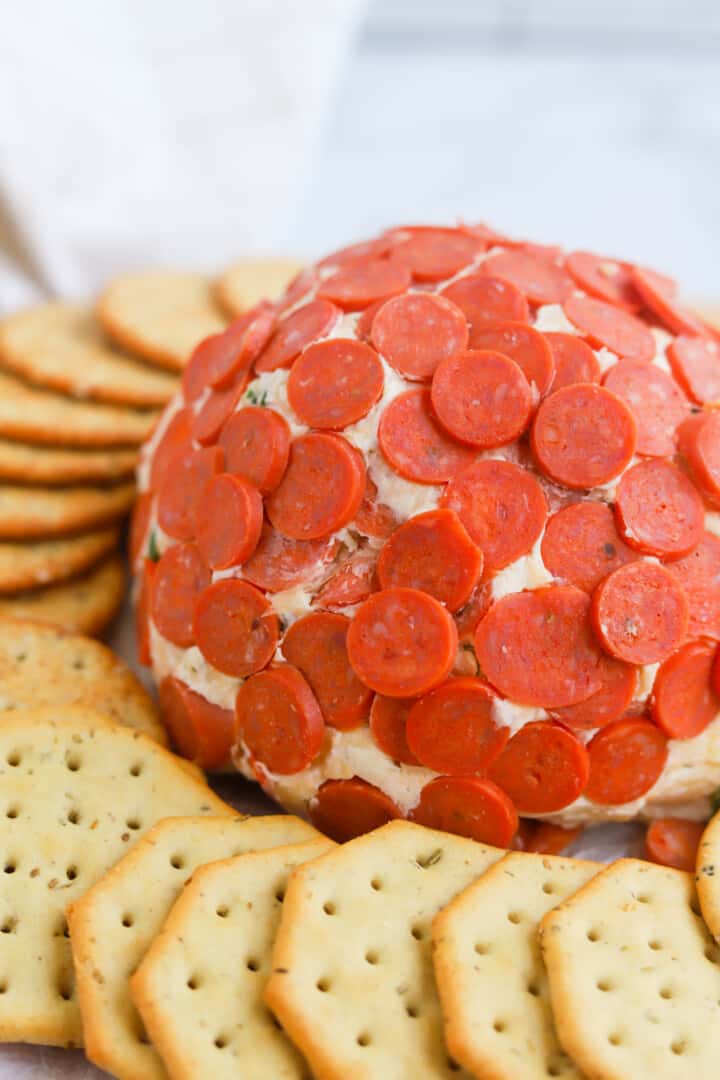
left=377, top=509, right=482, bottom=612
left=282, top=612, right=372, bottom=731
left=442, top=273, right=530, bottom=333
left=406, top=678, right=509, bottom=774
left=432, top=349, right=532, bottom=449
left=470, top=321, right=555, bottom=396
left=355, top=298, right=386, bottom=343
left=564, top=294, right=655, bottom=361
left=156, top=445, right=224, bottom=542
left=209, top=304, right=276, bottom=389
left=488, top=721, right=590, bottom=813
left=149, top=408, right=193, bottom=491
left=615, top=459, right=704, bottom=558
left=377, top=388, right=476, bottom=484
left=195, top=474, right=263, bottom=570
left=129, top=492, right=153, bottom=566
left=191, top=380, right=247, bottom=447
left=347, top=587, right=458, bottom=698
left=678, top=412, right=720, bottom=502
left=645, top=818, right=704, bottom=872
left=135, top=559, right=156, bottom=667
left=544, top=332, right=601, bottom=392
left=551, top=655, right=637, bottom=732
left=182, top=335, right=222, bottom=403
left=442, top=460, right=547, bottom=574
left=254, top=298, right=340, bottom=373
left=151, top=542, right=210, bottom=648
left=267, top=433, right=365, bottom=540
left=523, top=823, right=584, bottom=856
left=475, top=586, right=602, bottom=708
left=666, top=533, right=720, bottom=640
left=585, top=718, right=668, bottom=805
left=317, top=235, right=395, bottom=271
left=541, top=502, right=638, bottom=593
left=566, top=251, right=642, bottom=310
left=603, top=360, right=688, bottom=457
left=480, top=250, right=574, bottom=305
left=532, top=384, right=637, bottom=490
left=242, top=523, right=336, bottom=593
left=194, top=579, right=279, bottom=678
left=313, top=554, right=377, bottom=610
left=218, top=405, right=290, bottom=495
left=310, top=778, right=401, bottom=842
left=277, top=266, right=318, bottom=312
left=369, top=695, right=419, bottom=765
left=631, top=266, right=706, bottom=336
left=159, top=676, right=235, bottom=769
left=390, top=227, right=483, bottom=282
left=667, top=335, right=720, bottom=405
left=592, top=561, right=688, bottom=665
left=354, top=476, right=398, bottom=539
left=317, top=258, right=411, bottom=312
left=411, top=776, right=518, bottom=848
left=287, top=338, right=384, bottom=430
left=235, top=663, right=325, bottom=775
left=370, top=293, right=468, bottom=381
left=651, top=640, right=719, bottom=740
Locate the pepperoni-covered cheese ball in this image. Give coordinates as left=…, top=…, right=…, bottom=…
left=132, top=224, right=720, bottom=847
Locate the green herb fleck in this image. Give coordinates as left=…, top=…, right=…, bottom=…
left=417, top=849, right=443, bottom=869
left=245, top=387, right=268, bottom=407
left=147, top=529, right=160, bottom=562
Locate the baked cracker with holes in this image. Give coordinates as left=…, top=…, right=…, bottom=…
left=0, top=553, right=125, bottom=636
left=0, top=528, right=119, bottom=594
left=696, top=811, right=720, bottom=942
left=215, top=259, right=305, bottom=318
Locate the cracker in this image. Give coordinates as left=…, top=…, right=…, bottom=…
left=73, top=820, right=323, bottom=1080
left=0, top=618, right=164, bottom=742
left=0, top=527, right=118, bottom=593
left=0, top=437, right=137, bottom=486
left=540, top=857, right=720, bottom=1080
left=98, top=270, right=227, bottom=371
left=0, top=480, right=134, bottom=539
left=433, top=851, right=597, bottom=1080
left=215, top=258, right=305, bottom=318
left=0, top=371, right=158, bottom=448
left=0, top=708, right=233, bottom=1047
left=696, top=811, right=720, bottom=942
left=0, top=553, right=125, bottom=636
left=0, top=303, right=177, bottom=408
left=265, top=820, right=503, bottom=1080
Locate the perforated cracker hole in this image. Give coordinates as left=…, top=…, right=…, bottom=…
left=121, top=914, right=134, bottom=928
left=690, top=897, right=702, bottom=917
left=65, top=752, right=81, bottom=772
left=126, top=817, right=141, bottom=831
left=67, top=809, right=80, bottom=825
left=527, top=981, right=540, bottom=997
left=448, top=1058, right=461, bottom=1072
left=493, top=1019, right=506, bottom=1033
left=246, top=957, right=260, bottom=972
left=6, top=752, right=20, bottom=768
left=542, top=882, right=554, bottom=895
left=66, top=866, right=78, bottom=881
left=322, top=901, right=337, bottom=916
left=3, top=861, right=16, bottom=875
left=216, top=905, right=229, bottom=919
left=671, top=1039, right=687, bottom=1056
left=608, top=1033, right=622, bottom=1046
left=649, top=939, right=663, bottom=951
left=214, top=1035, right=229, bottom=1050
left=0, top=981, right=7, bottom=994
left=275, top=888, right=285, bottom=902
left=474, top=942, right=490, bottom=955
left=370, top=877, right=383, bottom=892
left=58, top=978, right=73, bottom=1001
left=5, top=805, right=19, bottom=820
left=0, top=918, right=17, bottom=935
left=129, top=763, right=143, bottom=777
left=596, top=978, right=613, bottom=993
left=405, top=1003, right=420, bottom=1018
left=316, top=977, right=331, bottom=993
left=170, top=855, right=185, bottom=871
left=507, top=911, right=521, bottom=924
left=356, top=1032, right=371, bottom=1047
left=586, top=928, right=601, bottom=942
left=411, top=924, right=424, bottom=941
left=636, top=893, right=650, bottom=904
left=187, top=975, right=201, bottom=990
left=365, top=950, right=379, bottom=965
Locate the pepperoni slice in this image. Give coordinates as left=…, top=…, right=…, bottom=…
left=411, top=776, right=518, bottom=848
left=541, top=502, right=638, bottom=593
left=442, top=460, right=547, bottom=574
left=242, top=523, right=336, bottom=593
left=522, top=822, right=584, bottom=856
left=195, top=474, right=263, bottom=571
left=488, top=721, right=590, bottom=813
left=317, top=235, right=395, bottom=271
left=469, top=321, right=555, bottom=396
left=603, top=360, right=688, bottom=457
left=678, top=412, right=720, bottom=502
left=651, top=640, right=719, bottom=740
left=645, top=818, right=704, bottom=872
left=355, top=298, right=386, bottom=343
left=156, top=445, right=224, bottom=542
left=191, top=380, right=248, bottom=447
left=584, top=718, right=668, bottom=805
left=254, top=299, right=340, bottom=373
left=531, top=383, right=637, bottom=490
left=149, top=408, right=193, bottom=491
left=313, top=554, right=377, bottom=610
left=615, top=459, right=704, bottom=558
left=565, top=251, right=640, bottom=310
left=406, top=677, right=509, bottom=774
left=377, top=509, right=482, bottom=612
left=666, top=533, right=720, bottom=640
left=390, top=227, right=483, bottom=283
left=544, top=332, right=601, bottom=392
left=266, top=433, right=365, bottom=540
left=432, top=349, right=532, bottom=449
left=551, top=655, right=637, bottom=732
left=183, top=335, right=221, bottom=403
left=591, top=561, right=688, bottom=665
left=194, top=579, right=279, bottom=677
left=235, top=663, right=325, bottom=775
left=159, top=676, right=235, bottom=769
left=135, top=559, right=156, bottom=667
left=377, top=388, right=476, bottom=484
left=454, top=583, right=493, bottom=642
left=218, top=405, right=290, bottom=495
left=282, top=612, right=372, bottom=730
left=354, top=475, right=397, bottom=539
left=309, top=778, right=401, bottom=842
left=287, top=339, right=384, bottom=429
left=317, top=258, right=411, bottom=312
left=277, top=266, right=318, bottom=312
left=480, top=250, right=574, bottom=305
left=129, top=492, right=153, bottom=566
left=347, top=587, right=458, bottom=697
left=667, top=335, right=720, bottom=405
left=369, top=695, right=419, bottom=765
left=210, top=304, right=276, bottom=389
left=370, top=293, right=468, bottom=381
left=151, top=542, right=210, bottom=648
left=442, top=273, right=530, bottom=334
left=631, top=267, right=706, bottom=336
left=476, top=585, right=602, bottom=707
left=564, top=294, right=655, bottom=361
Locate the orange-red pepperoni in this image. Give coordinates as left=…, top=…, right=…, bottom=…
left=411, top=775, right=518, bottom=848
left=317, top=235, right=395, bottom=271
left=390, top=226, right=483, bottom=282
left=678, top=412, right=720, bottom=502
left=666, top=533, right=720, bottom=640
left=615, top=459, right=704, bottom=558
left=211, top=304, right=276, bottom=389
left=135, top=558, right=156, bottom=667
left=195, top=474, right=263, bottom=570
left=347, top=586, right=458, bottom=697
left=651, top=640, right=719, bottom=740
left=355, top=298, right=386, bottom=343
left=454, top=583, right=493, bottom=642
left=156, top=444, right=224, bottom=542
left=255, top=299, right=340, bottom=373
left=591, top=561, right=688, bottom=665
left=287, top=338, right=384, bottom=429
left=354, top=475, right=398, bottom=539
left=565, top=251, right=641, bottom=311
left=129, top=492, right=153, bottom=567
left=369, top=695, right=419, bottom=765
left=193, top=579, right=279, bottom=677
left=631, top=266, right=706, bottom=336
left=541, top=502, right=638, bottom=593
left=488, top=721, right=590, bottom=813
left=277, top=267, right=318, bottom=313
left=377, top=388, right=476, bottom=484
left=282, top=612, right=372, bottom=731
left=667, top=335, right=720, bottom=405
left=151, top=542, right=210, bottom=648
left=604, top=360, right=689, bottom=457
left=531, top=383, right=637, bottom=489
left=469, top=321, right=555, bottom=396
left=317, top=258, right=411, bottom=312
left=183, top=335, right=221, bottom=403
left=406, top=677, right=509, bottom=774
left=266, top=433, right=365, bottom=540
left=475, top=585, right=602, bottom=708
left=370, top=293, right=468, bottom=380
left=432, top=349, right=533, bottom=449
left=442, top=273, right=530, bottom=333
left=551, top=654, right=637, bottom=732
left=585, top=717, right=668, bottom=805
left=313, top=553, right=377, bottom=610
left=522, top=822, right=584, bottom=856
left=544, top=332, right=601, bottom=392
left=191, top=379, right=248, bottom=447
left=309, top=778, right=401, bottom=842
left=235, top=663, right=325, bottom=775
left=149, top=408, right=193, bottom=491
left=442, top=460, right=547, bottom=574
left=564, top=294, right=655, bottom=361
left=377, top=509, right=482, bottom=612
left=242, top=523, right=337, bottom=593
left=481, top=250, right=574, bottom=305
left=645, top=818, right=704, bottom=872
left=159, top=676, right=235, bottom=769
left=218, top=405, right=290, bottom=494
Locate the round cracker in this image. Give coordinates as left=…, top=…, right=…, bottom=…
left=0, top=437, right=137, bottom=486
left=0, top=528, right=119, bottom=593
left=98, top=270, right=227, bottom=371
left=0, top=303, right=178, bottom=407
left=0, top=481, right=135, bottom=540
left=215, top=258, right=305, bottom=318
left=0, top=554, right=125, bottom=636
